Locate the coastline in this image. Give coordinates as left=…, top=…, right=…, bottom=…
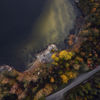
left=24, top=0, right=83, bottom=72
left=0, top=0, right=83, bottom=72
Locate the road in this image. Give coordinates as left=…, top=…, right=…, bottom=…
left=46, top=66, right=100, bottom=100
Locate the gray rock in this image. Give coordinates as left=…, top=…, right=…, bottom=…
left=36, top=44, right=58, bottom=63
left=0, top=65, right=12, bottom=72
left=75, top=0, right=79, bottom=3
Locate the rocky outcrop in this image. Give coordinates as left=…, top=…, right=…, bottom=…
left=74, top=0, right=79, bottom=3
left=0, top=65, right=13, bottom=72
left=36, top=44, right=58, bottom=63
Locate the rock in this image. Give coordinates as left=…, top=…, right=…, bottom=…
left=36, top=44, right=58, bottom=63
left=74, top=0, right=79, bottom=3
left=0, top=65, right=12, bottom=72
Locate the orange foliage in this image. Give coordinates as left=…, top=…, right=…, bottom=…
left=91, top=7, right=96, bottom=13
left=50, top=77, right=55, bottom=83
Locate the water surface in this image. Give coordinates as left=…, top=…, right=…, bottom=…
left=0, top=0, right=79, bottom=71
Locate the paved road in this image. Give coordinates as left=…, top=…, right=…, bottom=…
left=46, top=66, right=100, bottom=100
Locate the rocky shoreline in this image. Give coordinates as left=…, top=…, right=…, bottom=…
left=26, top=0, right=84, bottom=71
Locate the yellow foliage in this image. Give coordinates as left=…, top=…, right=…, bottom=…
left=60, top=74, right=69, bottom=83
left=68, top=52, right=73, bottom=57
left=52, top=62, right=58, bottom=66
left=59, top=50, right=73, bottom=60
left=67, top=72, right=77, bottom=79
left=59, top=50, right=68, bottom=59
left=51, top=53, right=57, bottom=59
left=51, top=50, right=73, bottom=68
left=54, top=57, right=59, bottom=62
left=51, top=53, right=59, bottom=62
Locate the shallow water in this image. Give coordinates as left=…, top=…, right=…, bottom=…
left=0, top=0, right=80, bottom=71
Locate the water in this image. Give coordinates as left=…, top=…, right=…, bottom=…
left=0, top=0, right=79, bottom=71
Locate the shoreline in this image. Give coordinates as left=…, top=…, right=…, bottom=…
left=0, top=0, right=83, bottom=72
left=23, top=0, right=83, bottom=72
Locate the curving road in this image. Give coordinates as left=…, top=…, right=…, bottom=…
left=46, top=66, right=100, bottom=100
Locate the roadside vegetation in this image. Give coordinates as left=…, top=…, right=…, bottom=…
left=65, top=71, right=100, bottom=100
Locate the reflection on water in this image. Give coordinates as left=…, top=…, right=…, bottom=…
left=0, top=0, right=78, bottom=71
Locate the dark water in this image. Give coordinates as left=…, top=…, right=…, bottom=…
left=0, top=0, right=46, bottom=45
left=0, top=0, right=46, bottom=68
left=0, top=0, right=79, bottom=71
